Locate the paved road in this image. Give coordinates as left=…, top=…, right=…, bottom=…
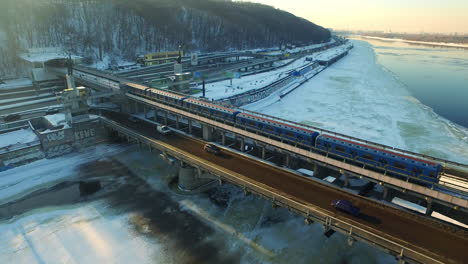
left=103, top=111, right=468, bottom=264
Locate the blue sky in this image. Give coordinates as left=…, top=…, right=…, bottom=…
left=245, top=0, right=468, bottom=33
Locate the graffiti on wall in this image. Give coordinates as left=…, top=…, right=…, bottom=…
left=46, top=144, right=73, bottom=158
left=45, top=130, right=66, bottom=142
left=75, top=129, right=96, bottom=141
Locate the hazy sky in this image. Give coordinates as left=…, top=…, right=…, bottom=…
left=244, top=0, right=468, bottom=33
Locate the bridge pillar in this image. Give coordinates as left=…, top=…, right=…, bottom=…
left=240, top=137, right=245, bottom=152
left=221, top=132, right=226, bottom=145
left=177, top=162, right=215, bottom=192
left=261, top=146, right=266, bottom=160
left=188, top=120, right=193, bottom=134
left=285, top=154, right=290, bottom=168
left=178, top=163, right=197, bottom=190
left=153, top=108, right=158, bottom=122
left=382, top=186, right=390, bottom=201
left=202, top=124, right=213, bottom=141
left=426, top=198, right=433, bottom=216
left=175, top=115, right=180, bottom=129
left=164, top=111, right=168, bottom=125
left=342, top=173, right=350, bottom=188
left=313, top=164, right=333, bottom=179
left=143, top=105, right=148, bottom=118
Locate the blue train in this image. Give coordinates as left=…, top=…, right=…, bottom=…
left=125, top=82, right=443, bottom=187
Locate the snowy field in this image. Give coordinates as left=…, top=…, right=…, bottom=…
left=0, top=78, right=32, bottom=90
left=246, top=40, right=468, bottom=164
left=196, top=44, right=351, bottom=101
left=0, top=128, right=39, bottom=149
left=0, top=146, right=395, bottom=264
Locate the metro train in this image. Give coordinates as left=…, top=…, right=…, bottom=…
left=124, top=82, right=443, bottom=186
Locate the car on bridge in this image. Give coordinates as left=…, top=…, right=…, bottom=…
left=157, top=125, right=171, bottom=135
left=204, top=143, right=221, bottom=155
left=331, top=199, right=360, bottom=217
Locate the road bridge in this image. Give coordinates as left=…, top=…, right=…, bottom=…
left=98, top=111, right=468, bottom=264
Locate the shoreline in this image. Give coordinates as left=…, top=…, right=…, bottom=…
left=360, top=35, right=468, bottom=49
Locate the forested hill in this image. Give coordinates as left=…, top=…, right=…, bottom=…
left=0, top=0, right=330, bottom=73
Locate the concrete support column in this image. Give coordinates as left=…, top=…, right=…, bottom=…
left=313, top=163, right=332, bottom=179
left=382, top=186, right=389, bottom=200
left=153, top=108, right=158, bottom=122
left=261, top=146, right=266, bottom=160
left=221, top=132, right=226, bottom=145
left=164, top=111, right=168, bottom=125
left=144, top=105, right=148, bottom=118
left=188, top=120, right=193, bottom=134
left=240, top=137, right=245, bottom=152
left=285, top=154, right=290, bottom=168
left=426, top=198, right=433, bottom=216
left=202, top=124, right=213, bottom=141
left=343, top=173, right=350, bottom=188
left=175, top=115, right=180, bottom=129
left=178, top=163, right=195, bottom=190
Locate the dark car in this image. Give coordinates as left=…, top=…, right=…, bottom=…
left=128, top=116, right=139, bottom=123
left=331, top=200, right=360, bottom=217
left=204, top=143, right=221, bottom=155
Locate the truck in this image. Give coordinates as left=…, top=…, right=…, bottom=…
left=331, top=200, right=360, bottom=217
left=157, top=125, right=171, bottom=135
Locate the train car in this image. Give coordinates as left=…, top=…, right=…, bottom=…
left=315, top=134, right=442, bottom=184
left=75, top=70, right=120, bottom=90
left=183, top=98, right=240, bottom=122
left=236, top=113, right=319, bottom=146
left=125, top=82, right=187, bottom=106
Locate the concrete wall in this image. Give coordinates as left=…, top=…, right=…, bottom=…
left=36, top=117, right=107, bottom=158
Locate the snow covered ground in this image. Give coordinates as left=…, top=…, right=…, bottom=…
left=44, top=113, right=67, bottom=127
left=245, top=40, right=468, bottom=164
left=196, top=44, right=351, bottom=101
left=0, top=78, right=32, bottom=90
left=0, top=128, right=39, bottom=149
left=0, top=145, right=128, bottom=204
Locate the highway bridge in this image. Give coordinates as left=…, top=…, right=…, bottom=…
left=42, top=50, right=468, bottom=263
left=97, top=110, right=467, bottom=264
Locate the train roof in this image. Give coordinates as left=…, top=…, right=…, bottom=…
left=185, top=98, right=239, bottom=113
left=238, top=112, right=318, bottom=134
left=321, top=134, right=437, bottom=166
left=126, top=82, right=186, bottom=99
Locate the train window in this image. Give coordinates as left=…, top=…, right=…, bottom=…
left=335, top=146, right=346, bottom=152
left=247, top=121, right=256, bottom=126
left=362, top=154, right=374, bottom=160
left=394, top=162, right=406, bottom=170
left=285, top=131, right=295, bottom=137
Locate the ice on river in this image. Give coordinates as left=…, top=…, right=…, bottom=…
left=246, top=40, right=468, bottom=164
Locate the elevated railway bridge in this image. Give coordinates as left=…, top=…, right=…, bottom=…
left=46, top=56, right=468, bottom=264
left=98, top=111, right=467, bottom=264
left=68, top=66, right=468, bottom=210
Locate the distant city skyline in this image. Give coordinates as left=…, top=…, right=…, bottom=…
left=243, top=0, right=468, bottom=34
